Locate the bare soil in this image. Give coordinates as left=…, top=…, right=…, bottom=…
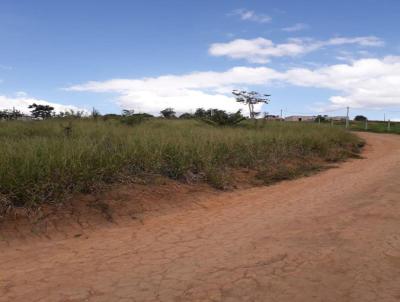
left=1, top=132, right=399, bottom=302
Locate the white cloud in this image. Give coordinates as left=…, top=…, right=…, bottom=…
left=282, top=23, right=309, bottom=32
left=67, top=56, right=400, bottom=113
left=209, top=36, right=384, bottom=63
left=67, top=67, right=282, bottom=115
left=327, top=36, right=384, bottom=47
left=282, top=56, right=400, bottom=108
left=0, top=93, right=87, bottom=114
left=230, top=9, right=271, bottom=23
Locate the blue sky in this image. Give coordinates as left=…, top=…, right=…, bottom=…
left=1, top=0, right=400, bottom=119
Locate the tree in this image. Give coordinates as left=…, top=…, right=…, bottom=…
left=232, top=90, right=270, bottom=118
left=0, top=109, right=23, bottom=120
left=160, top=108, right=176, bottom=119
left=194, top=108, right=207, bottom=118
left=91, top=107, right=101, bottom=119
left=315, top=115, right=328, bottom=122
left=354, top=115, right=367, bottom=121
left=59, top=109, right=85, bottom=118
left=28, top=103, right=54, bottom=119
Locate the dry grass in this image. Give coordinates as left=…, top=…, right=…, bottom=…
left=0, top=118, right=362, bottom=214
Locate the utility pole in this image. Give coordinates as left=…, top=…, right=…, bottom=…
left=388, top=120, right=391, bottom=132
left=346, top=106, right=350, bottom=129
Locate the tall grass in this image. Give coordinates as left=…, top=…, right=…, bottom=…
left=0, top=119, right=361, bottom=212
left=349, top=120, right=400, bottom=134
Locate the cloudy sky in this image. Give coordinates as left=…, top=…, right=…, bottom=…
left=1, top=0, right=400, bottom=119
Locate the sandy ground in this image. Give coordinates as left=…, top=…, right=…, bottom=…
left=1, top=132, right=399, bottom=302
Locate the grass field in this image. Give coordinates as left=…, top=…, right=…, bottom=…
left=0, top=118, right=362, bottom=214
left=348, top=120, right=400, bottom=134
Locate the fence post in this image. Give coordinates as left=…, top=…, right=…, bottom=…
left=331, top=119, right=334, bottom=127
left=365, top=119, right=368, bottom=131
left=388, top=120, right=391, bottom=132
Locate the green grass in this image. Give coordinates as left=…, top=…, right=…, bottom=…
left=0, top=118, right=362, bottom=213
left=348, top=120, right=400, bottom=134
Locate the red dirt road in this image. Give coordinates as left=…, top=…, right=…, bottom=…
left=1, top=132, right=400, bottom=302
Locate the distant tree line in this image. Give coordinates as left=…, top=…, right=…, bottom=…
left=0, top=108, right=23, bottom=120
left=0, top=104, right=88, bottom=120
left=0, top=90, right=271, bottom=126
left=0, top=103, right=248, bottom=126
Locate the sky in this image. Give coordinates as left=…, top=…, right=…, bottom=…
left=1, top=0, right=400, bottom=120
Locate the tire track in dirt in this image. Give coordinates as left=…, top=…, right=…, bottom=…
left=1, top=132, right=400, bottom=302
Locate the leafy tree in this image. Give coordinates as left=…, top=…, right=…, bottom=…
left=28, top=103, right=54, bottom=119
left=354, top=115, right=367, bottom=121
left=160, top=108, right=176, bottom=119
left=194, top=108, right=207, bottom=118
left=232, top=90, right=270, bottom=118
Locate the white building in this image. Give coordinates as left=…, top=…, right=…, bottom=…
left=285, top=115, right=316, bottom=122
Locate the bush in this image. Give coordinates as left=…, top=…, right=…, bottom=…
left=354, top=115, right=367, bottom=121
left=121, top=113, right=153, bottom=125
left=200, top=109, right=246, bottom=126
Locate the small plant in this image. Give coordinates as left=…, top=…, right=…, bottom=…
left=61, top=122, right=73, bottom=137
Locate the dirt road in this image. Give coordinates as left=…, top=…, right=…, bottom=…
left=1, top=132, right=400, bottom=302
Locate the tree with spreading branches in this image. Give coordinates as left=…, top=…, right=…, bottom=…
left=232, top=90, right=271, bottom=118
left=28, top=103, right=54, bottom=119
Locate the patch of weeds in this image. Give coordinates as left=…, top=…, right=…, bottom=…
left=256, top=160, right=323, bottom=185
left=205, top=167, right=231, bottom=190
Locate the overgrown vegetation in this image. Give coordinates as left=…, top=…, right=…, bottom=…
left=0, top=118, right=361, bottom=214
